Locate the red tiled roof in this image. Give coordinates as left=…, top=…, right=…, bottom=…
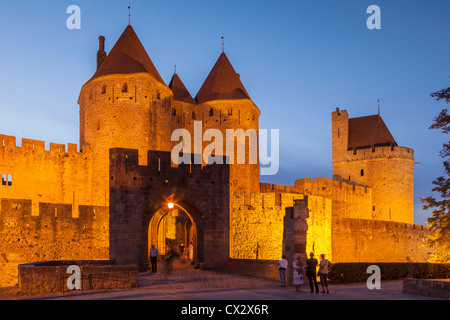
left=348, top=115, right=397, bottom=149
left=89, top=25, right=165, bottom=84
left=168, top=73, right=196, bottom=105
left=195, top=53, right=251, bottom=104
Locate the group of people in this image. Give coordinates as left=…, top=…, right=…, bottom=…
left=279, top=252, right=332, bottom=294
left=149, top=243, right=194, bottom=273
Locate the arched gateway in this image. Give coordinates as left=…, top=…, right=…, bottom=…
left=109, top=148, right=230, bottom=271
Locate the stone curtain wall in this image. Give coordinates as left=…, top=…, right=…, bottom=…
left=0, top=199, right=109, bottom=287
left=0, top=135, right=95, bottom=216
left=332, top=218, right=430, bottom=262
left=233, top=180, right=428, bottom=264
left=294, top=178, right=373, bottom=220
left=230, top=192, right=332, bottom=261
left=18, top=261, right=138, bottom=295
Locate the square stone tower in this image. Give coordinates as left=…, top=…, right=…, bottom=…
left=332, top=108, right=415, bottom=223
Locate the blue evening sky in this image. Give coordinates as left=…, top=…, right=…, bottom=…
left=0, top=0, right=449, bottom=225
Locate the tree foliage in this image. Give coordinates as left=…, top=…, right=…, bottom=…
left=421, top=85, right=450, bottom=262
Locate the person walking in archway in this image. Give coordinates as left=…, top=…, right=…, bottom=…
left=188, top=242, right=194, bottom=261
left=150, top=244, right=159, bottom=273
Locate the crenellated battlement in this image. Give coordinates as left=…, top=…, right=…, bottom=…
left=0, top=134, right=90, bottom=162
left=109, top=148, right=230, bottom=194
left=260, top=177, right=372, bottom=198
left=295, top=177, right=371, bottom=197
left=233, top=191, right=305, bottom=209
left=0, top=198, right=108, bottom=226
left=340, top=144, right=414, bottom=162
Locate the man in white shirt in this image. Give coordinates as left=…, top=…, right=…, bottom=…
left=279, top=255, right=288, bottom=287
left=150, top=245, right=159, bottom=273
left=318, top=254, right=333, bottom=293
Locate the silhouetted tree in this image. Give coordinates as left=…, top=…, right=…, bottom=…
left=421, top=85, right=450, bottom=262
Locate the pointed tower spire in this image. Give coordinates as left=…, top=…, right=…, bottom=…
left=88, top=25, right=165, bottom=84
left=221, top=35, right=224, bottom=53
left=128, top=3, right=131, bottom=26
left=195, top=52, right=251, bottom=104
left=169, top=70, right=196, bottom=104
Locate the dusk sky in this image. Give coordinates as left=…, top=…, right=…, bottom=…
left=0, top=0, right=449, bottom=225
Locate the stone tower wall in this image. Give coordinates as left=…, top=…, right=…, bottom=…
left=78, top=73, right=174, bottom=205
left=197, top=99, right=261, bottom=195
left=171, top=98, right=261, bottom=195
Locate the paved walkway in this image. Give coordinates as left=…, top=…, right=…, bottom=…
left=3, top=258, right=446, bottom=300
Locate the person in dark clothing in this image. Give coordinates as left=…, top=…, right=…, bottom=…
left=305, top=252, right=319, bottom=293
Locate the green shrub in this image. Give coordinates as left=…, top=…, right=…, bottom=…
left=327, top=263, right=450, bottom=284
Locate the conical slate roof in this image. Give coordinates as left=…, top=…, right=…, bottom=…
left=195, top=52, right=251, bottom=104
left=348, top=115, right=398, bottom=149
left=168, top=72, right=196, bottom=104
left=89, top=25, right=165, bottom=84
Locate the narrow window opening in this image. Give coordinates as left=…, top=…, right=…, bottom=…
left=1, top=174, right=6, bottom=186
left=192, top=111, right=197, bottom=120
left=172, top=108, right=176, bottom=116
left=122, top=83, right=128, bottom=93
left=7, top=174, right=12, bottom=186
left=361, top=169, right=364, bottom=177
left=228, top=108, right=233, bottom=116
left=209, top=108, right=214, bottom=117
left=101, top=84, right=106, bottom=94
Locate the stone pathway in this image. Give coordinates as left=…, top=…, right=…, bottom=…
left=1, top=257, right=446, bottom=300
left=139, top=257, right=276, bottom=290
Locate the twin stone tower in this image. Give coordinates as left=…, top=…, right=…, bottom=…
left=79, top=25, right=261, bottom=206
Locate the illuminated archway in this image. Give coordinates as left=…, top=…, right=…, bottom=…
left=141, top=198, right=204, bottom=271
left=109, top=149, right=230, bottom=270
left=147, top=206, right=197, bottom=264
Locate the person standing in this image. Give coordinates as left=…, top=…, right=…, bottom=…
left=306, top=252, right=319, bottom=293
left=292, top=256, right=305, bottom=292
left=149, top=244, right=159, bottom=273
left=278, top=255, right=288, bottom=287
left=318, top=254, right=333, bottom=294
left=188, top=242, right=194, bottom=261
